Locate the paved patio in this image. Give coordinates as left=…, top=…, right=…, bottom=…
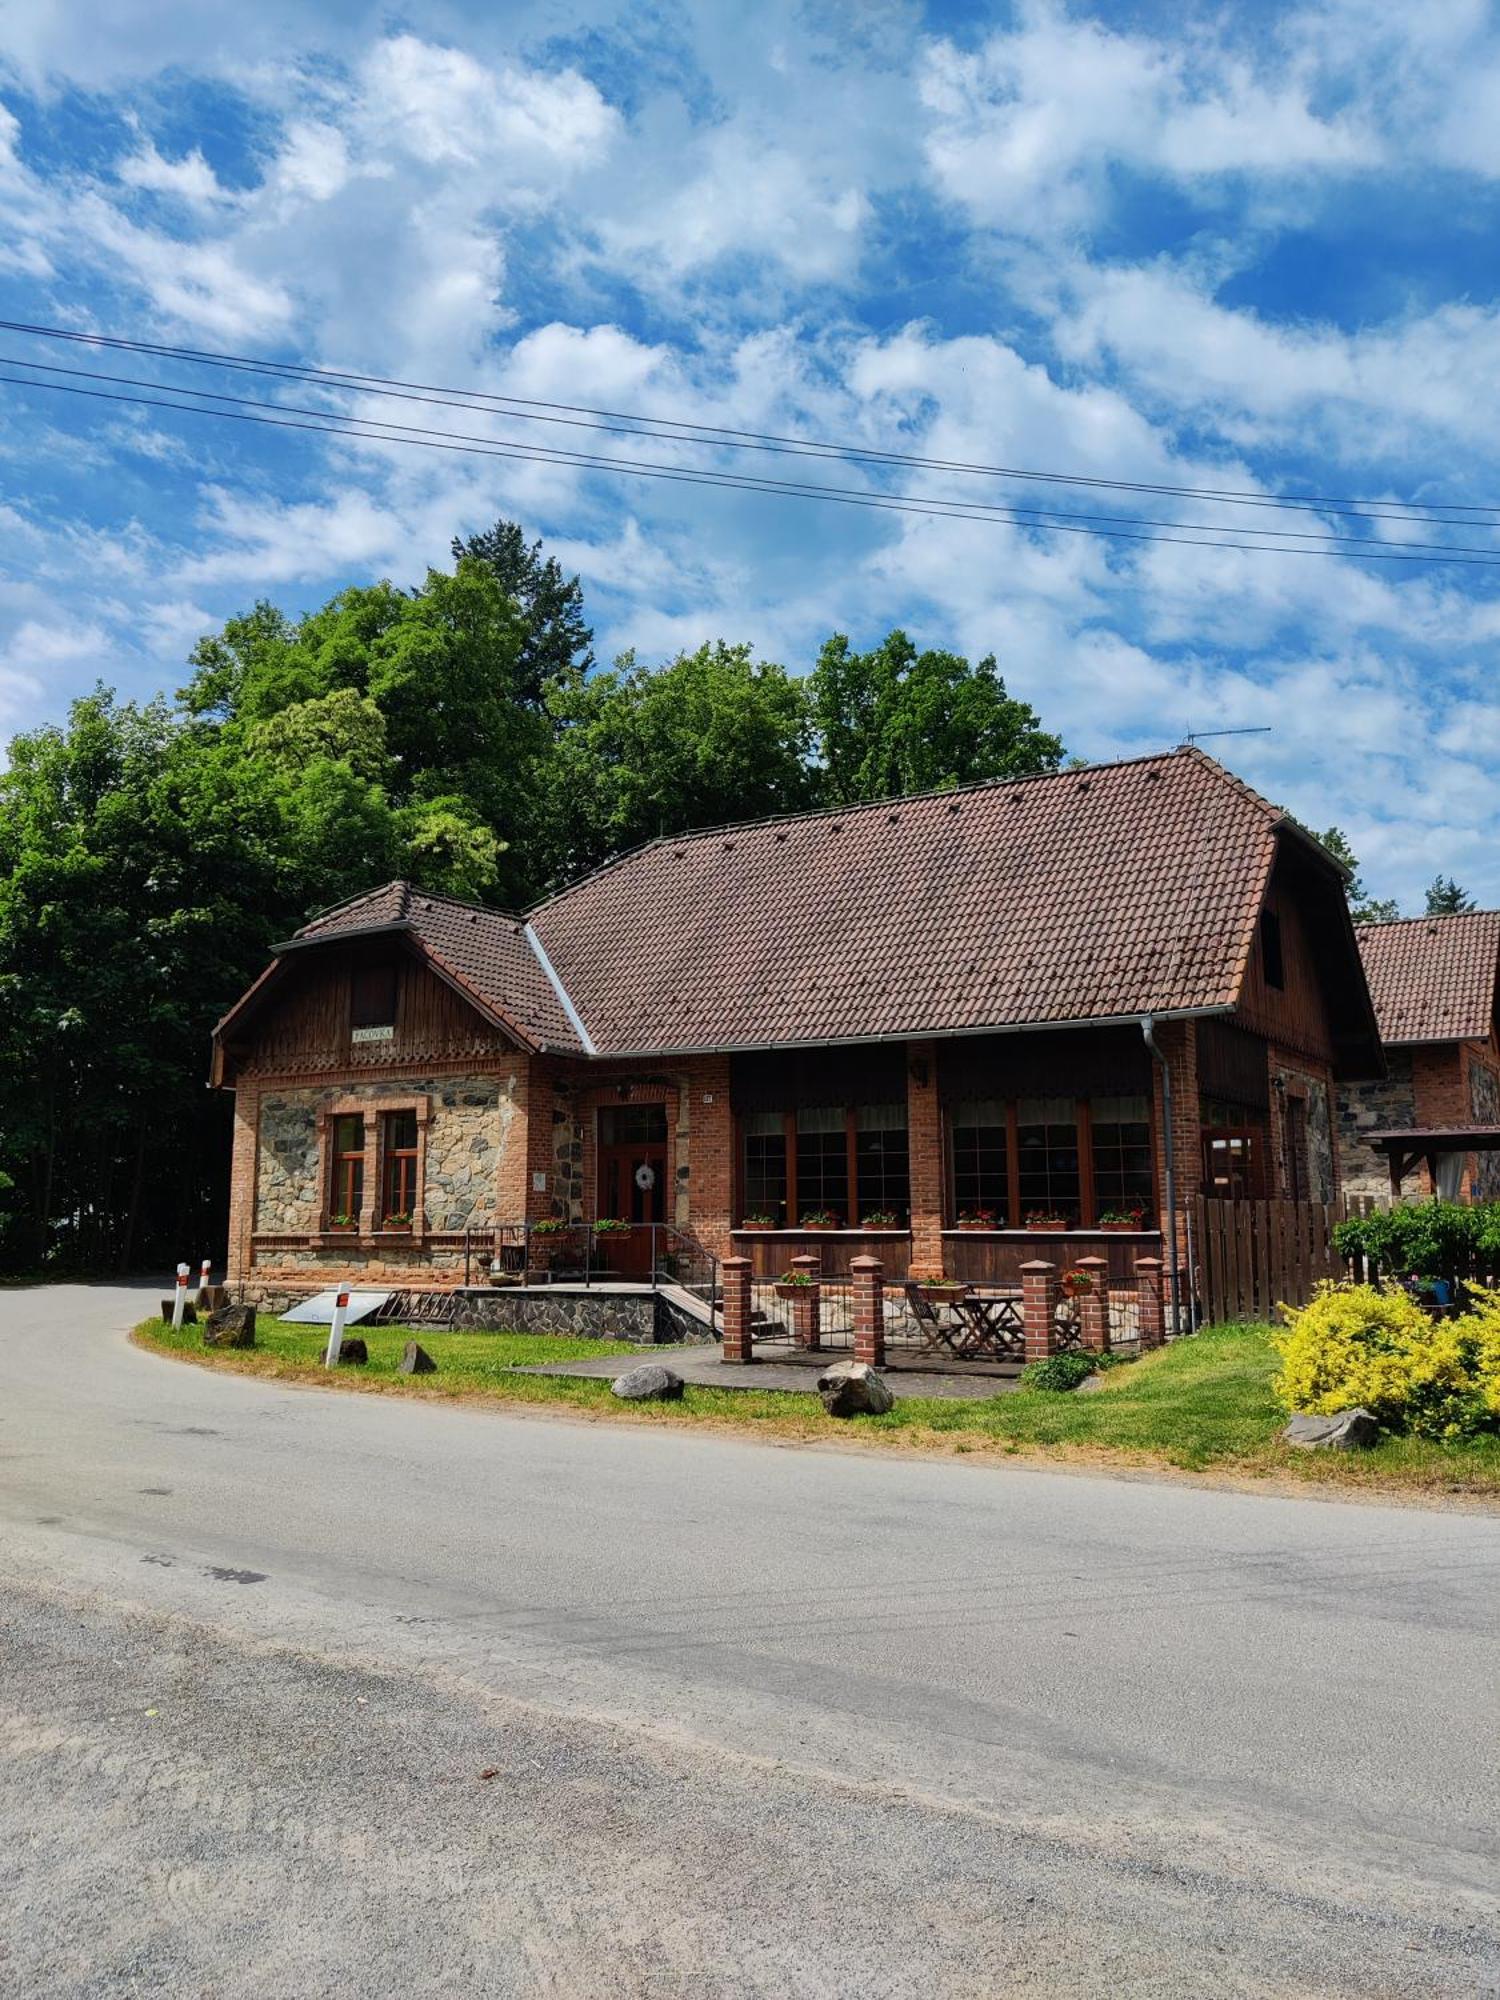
left=511, top=1342, right=1025, bottom=1400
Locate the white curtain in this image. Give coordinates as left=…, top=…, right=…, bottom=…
left=1436, top=1150, right=1466, bottom=1201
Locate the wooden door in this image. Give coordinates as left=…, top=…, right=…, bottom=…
left=597, top=1104, right=668, bottom=1275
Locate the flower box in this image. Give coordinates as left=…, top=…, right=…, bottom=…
left=593, top=1218, right=632, bottom=1235
left=738, top=1217, right=778, bottom=1231
left=914, top=1280, right=967, bottom=1305
left=798, top=1213, right=841, bottom=1230
left=1061, top=1268, right=1095, bottom=1296
left=1024, top=1214, right=1070, bottom=1231
left=774, top=1277, right=815, bottom=1301
left=955, top=1212, right=996, bottom=1231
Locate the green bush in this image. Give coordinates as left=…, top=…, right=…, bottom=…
left=1332, top=1200, right=1486, bottom=1279
left=1274, top=1281, right=1500, bottom=1441
left=1021, top=1351, right=1098, bottom=1393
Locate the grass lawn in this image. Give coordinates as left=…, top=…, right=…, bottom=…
left=132, top=1315, right=1500, bottom=1503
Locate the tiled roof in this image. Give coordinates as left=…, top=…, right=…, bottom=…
left=293, top=883, right=587, bottom=1054
left=529, top=747, right=1285, bottom=1054
left=1356, top=911, right=1500, bottom=1045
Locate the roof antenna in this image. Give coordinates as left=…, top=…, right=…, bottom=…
left=1181, top=726, right=1273, bottom=747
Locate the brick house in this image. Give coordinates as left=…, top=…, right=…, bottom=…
left=1339, top=911, right=1500, bottom=1201
left=212, top=748, right=1381, bottom=1306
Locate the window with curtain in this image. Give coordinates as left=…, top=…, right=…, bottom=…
left=795, top=1105, right=849, bottom=1221
left=742, top=1110, right=788, bottom=1221
left=1091, top=1093, right=1153, bottom=1217
left=380, top=1108, right=419, bottom=1222
left=854, top=1103, right=909, bottom=1220
left=1016, top=1096, right=1079, bottom=1220
left=950, top=1098, right=1008, bottom=1218
left=329, top=1113, right=364, bottom=1223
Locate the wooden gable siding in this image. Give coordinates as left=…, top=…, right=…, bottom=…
left=238, top=948, right=511, bottom=1078
left=1232, top=866, right=1335, bottom=1063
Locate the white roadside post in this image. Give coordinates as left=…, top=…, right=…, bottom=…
left=196, top=1258, right=213, bottom=1310
left=171, top=1263, right=190, bottom=1330
left=325, top=1287, right=350, bottom=1368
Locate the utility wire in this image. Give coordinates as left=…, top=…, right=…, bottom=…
left=8, top=368, right=1500, bottom=568
left=6, top=352, right=1492, bottom=557
left=2, top=314, right=1495, bottom=529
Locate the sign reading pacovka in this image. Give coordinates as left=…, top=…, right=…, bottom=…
left=351, top=1024, right=395, bottom=1043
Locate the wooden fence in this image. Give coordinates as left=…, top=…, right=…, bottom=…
left=1189, top=1194, right=1382, bottom=1325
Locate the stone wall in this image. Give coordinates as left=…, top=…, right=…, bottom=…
left=1338, top=1051, right=1416, bottom=1199
left=251, top=1071, right=522, bottom=1237
left=1469, top=1051, right=1500, bottom=1198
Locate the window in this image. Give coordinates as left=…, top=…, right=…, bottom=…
left=854, top=1104, right=909, bottom=1221
left=1016, top=1096, right=1079, bottom=1221
left=351, top=962, right=398, bottom=1031
left=330, top=1114, right=364, bottom=1224
left=951, top=1098, right=1008, bottom=1219
left=599, top=1104, right=667, bottom=1146
left=1202, top=1130, right=1257, bottom=1198
left=795, top=1105, right=849, bottom=1222
left=1260, top=910, right=1285, bottom=990
left=380, top=1108, right=419, bottom=1223
left=1283, top=1095, right=1308, bottom=1201
left=1091, top=1094, right=1153, bottom=1219
left=742, top=1110, right=788, bottom=1222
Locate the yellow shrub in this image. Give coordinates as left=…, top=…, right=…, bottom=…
left=1273, top=1282, right=1500, bottom=1440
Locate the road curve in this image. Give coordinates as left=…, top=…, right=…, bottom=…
left=2, top=1283, right=1498, bottom=1996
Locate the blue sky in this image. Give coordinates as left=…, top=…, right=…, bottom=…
left=3, top=0, right=1500, bottom=911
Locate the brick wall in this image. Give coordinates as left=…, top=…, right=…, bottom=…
left=1268, top=1047, right=1338, bottom=1202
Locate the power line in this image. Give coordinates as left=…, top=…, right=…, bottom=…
left=2, top=314, right=1496, bottom=529
left=9, top=368, right=1500, bottom=567
left=8, top=352, right=1497, bottom=558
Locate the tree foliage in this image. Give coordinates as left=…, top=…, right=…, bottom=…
left=1315, top=826, right=1401, bottom=924
left=0, top=519, right=1067, bottom=1271
left=1425, top=874, right=1475, bottom=916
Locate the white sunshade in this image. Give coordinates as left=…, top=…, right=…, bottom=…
left=280, top=1289, right=392, bottom=1327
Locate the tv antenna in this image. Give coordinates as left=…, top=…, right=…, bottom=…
left=1181, top=726, right=1273, bottom=746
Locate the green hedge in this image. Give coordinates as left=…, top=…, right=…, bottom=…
left=1332, top=1199, right=1500, bottom=1278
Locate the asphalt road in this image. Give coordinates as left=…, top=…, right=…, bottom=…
left=3, top=1284, right=1498, bottom=1997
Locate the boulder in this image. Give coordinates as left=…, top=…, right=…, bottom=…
left=333, top=1336, right=369, bottom=1366
left=203, top=1304, right=257, bottom=1350
left=817, top=1360, right=895, bottom=1417
left=398, top=1340, right=438, bottom=1375
left=160, top=1299, right=197, bottom=1325
left=1281, top=1408, right=1380, bottom=1451
left=611, top=1363, right=684, bottom=1401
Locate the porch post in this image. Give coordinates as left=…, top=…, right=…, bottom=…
left=1075, top=1254, right=1110, bottom=1353
left=1135, top=1256, right=1165, bottom=1351
left=1020, top=1259, right=1058, bottom=1361
left=905, top=1040, right=944, bottom=1277
left=790, top=1250, right=821, bottom=1351
left=721, top=1256, right=754, bottom=1364
left=852, top=1253, right=885, bottom=1367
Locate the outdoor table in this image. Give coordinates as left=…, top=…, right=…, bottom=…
left=950, top=1289, right=1025, bottom=1360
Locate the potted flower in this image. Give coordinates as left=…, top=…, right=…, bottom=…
left=1024, top=1210, right=1070, bottom=1231
left=530, top=1216, right=568, bottom=1236
left=774, top=1268, right=816, bottom=1301
left=913, top=1274, right=967, bottom=1305
left=739, top=1211, right=778, bottom=1231
left=592, top=1217, right=632, bottom=1235
left=955, top=1209, right=997, bottom=1231
left=861, top=1209, right=901, bottom=1229
left=381, top=1210, right=413, bottom=1231
left=1060, top=1266, right=1095, bottom=1297
left=328, top=1212, right=358, bottom=1234
left=1097, top=1207, right=1146, bottom=1232
left=799, top=1210, right=841, bottom=1230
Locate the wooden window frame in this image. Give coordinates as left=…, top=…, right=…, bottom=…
left=379, top=1108, right=421, bottom=1227
left=734, top=1105, right=913, bottom=1228
left=312, top=1093, right=430, bottom=1243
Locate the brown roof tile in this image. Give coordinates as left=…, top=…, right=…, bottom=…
left=1356, top=911, right=1500, bottom=1045
left=529, top=747, right=1284, bottom=1054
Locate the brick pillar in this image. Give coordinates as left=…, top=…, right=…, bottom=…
left=789, top=1251, right=821, bottom=1351
left=852, top=1254, right=885, bottom=1367
left=905, top=1040, right=944, bottom=1277
left=721, top=1256, right=753, bottom=1364
left=1135, top=1257, right=1164, bottom=1351
left=1075, top=1254, right=1110, bottom=1353
left=1021, top=1259, right=1058, bottom=1361
left=226, top=1083, right=259, bottom=1295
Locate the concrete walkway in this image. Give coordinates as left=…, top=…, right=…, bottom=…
left=513, top=1341, right=1025, bottom=1398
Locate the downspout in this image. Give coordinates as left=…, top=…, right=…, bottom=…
left=1141, top=1016, right=1182, bottom=1338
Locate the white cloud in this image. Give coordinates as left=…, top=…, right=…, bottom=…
left=357, top=34, right=618, bottom=174
left=117, top=137, right=225, bottom=205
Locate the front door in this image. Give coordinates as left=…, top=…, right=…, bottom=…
left=597, top=1104, right=668, bottom=1274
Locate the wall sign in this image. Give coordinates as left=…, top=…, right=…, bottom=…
left=351, top=1024, right=395, bottom=1044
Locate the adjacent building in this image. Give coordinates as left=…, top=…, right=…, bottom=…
left=211, top=747, right=1383, bottom=1304
left=1339, top=910, right=1500, bottom=1201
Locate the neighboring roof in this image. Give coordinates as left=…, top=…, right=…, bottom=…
left=1364, top=1127, right=1500, bottom=1148
left=1356, top=911, right=1500, bottom=1046
left=260, top=881, right=587, bottom=1055
left=529, top=747, right=1309, bottom=1056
